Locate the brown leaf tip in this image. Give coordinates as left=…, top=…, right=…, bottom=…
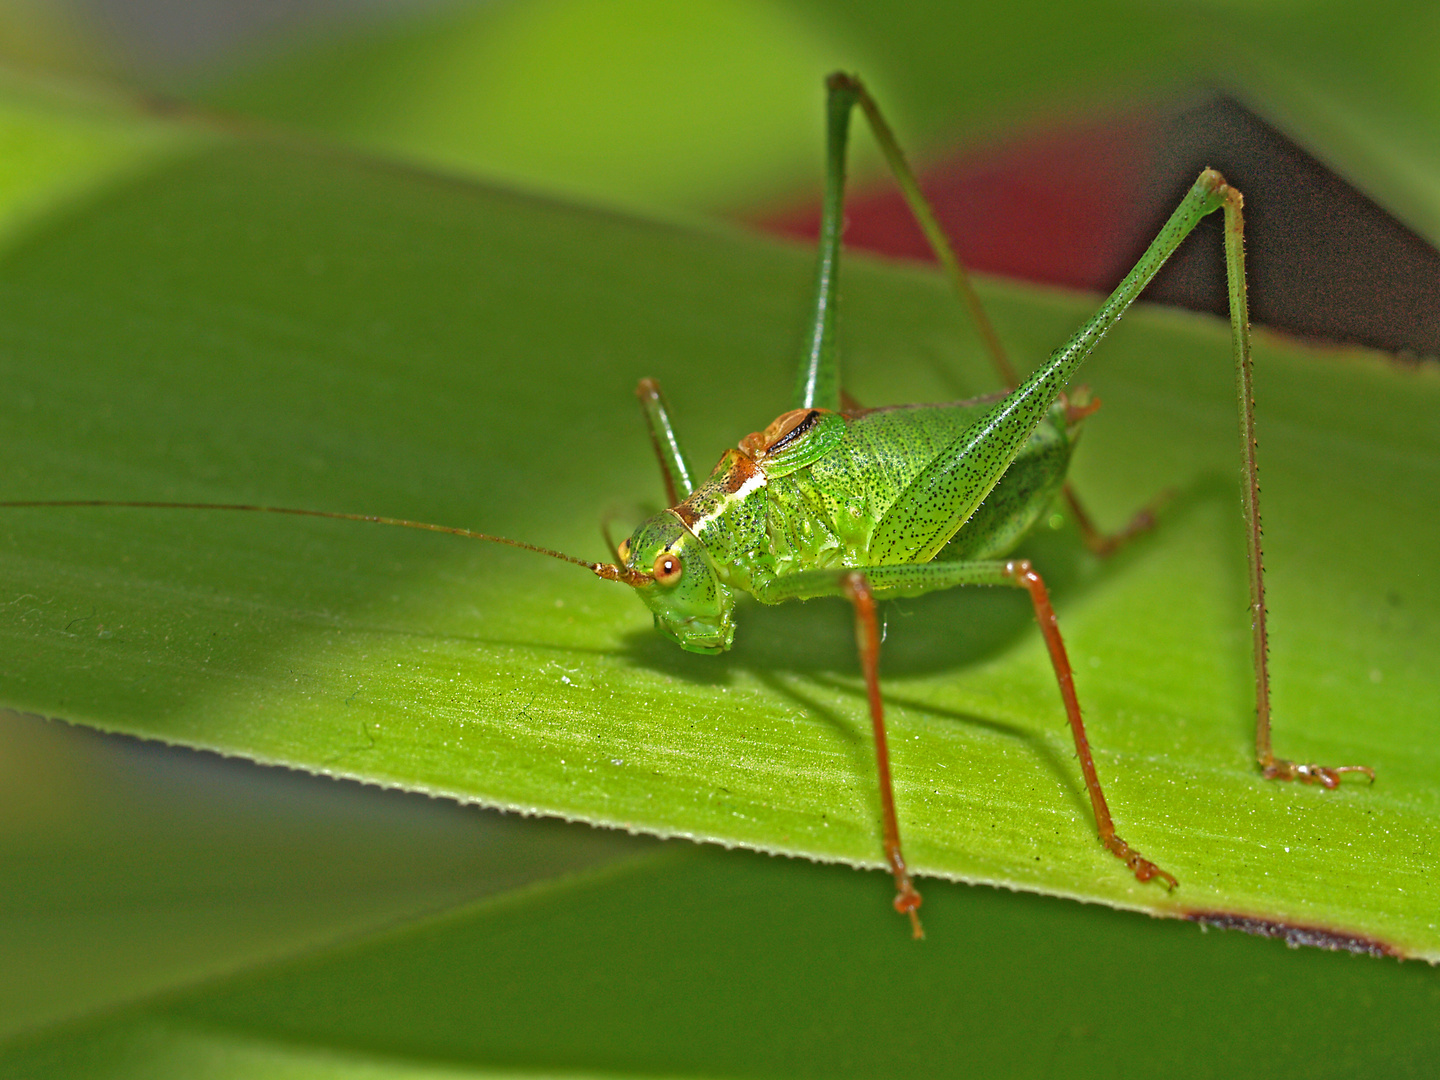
left=1185, top=911, right=1401, bottom=958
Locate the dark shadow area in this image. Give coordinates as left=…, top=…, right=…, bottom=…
left=1139, top=96, right=1440, bottom=357
left=763, top=93, right=1440, bottom=358
left=615, top=473, right=1231, bottom=817
left=806, top=670, right=1092, bottom=820
left=621, top=475, right=1224, bottom=686
left=620, top=551, right=1046, bottom=687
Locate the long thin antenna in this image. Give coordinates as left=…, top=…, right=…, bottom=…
left=0, top=500, right=650, bottom=586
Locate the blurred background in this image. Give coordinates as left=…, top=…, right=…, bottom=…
left=3, top=0, right=1437, bottom=353
left=2, top=0, right=1438, bottom=1071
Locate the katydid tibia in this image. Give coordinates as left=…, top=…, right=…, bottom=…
left=1, top=73, right=1374, bottom=940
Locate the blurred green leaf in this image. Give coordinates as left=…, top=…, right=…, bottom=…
left=4, top=846, right=1440, bottom=1079
left=195, top=0, right=1211, bottom=216
left=198, top=0, right=863, bottom=215
left=0, top=66, right=181, bottom=239
left=1226, top=1, right=1440, bottom=247
left=0, top=79, right=1435, bottom=962
left=187, top=0, right=1440, bottom=252
left=0, top=714, right=646, bottom=1039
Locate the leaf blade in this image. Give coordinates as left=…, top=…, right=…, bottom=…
left=0, top=88, right=1435, bottom=954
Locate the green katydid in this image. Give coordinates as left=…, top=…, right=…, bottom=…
left=0, top=73, right=1374, bottom=940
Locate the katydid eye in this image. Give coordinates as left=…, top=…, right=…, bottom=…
left=617, top=538, right=631, bottom=563
left=653, top=552, right=683, bottom=585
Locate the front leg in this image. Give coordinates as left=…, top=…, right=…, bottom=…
left=843, top=571, right=924, bottom=939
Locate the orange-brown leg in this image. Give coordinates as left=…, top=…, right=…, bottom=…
left=842, top=571, right=925, bottom=939
left=1004, top=559, right=1178, bottom=889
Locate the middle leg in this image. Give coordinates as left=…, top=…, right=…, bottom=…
left=1001, top=559, right=1176, bottom=888
left=761, top=560, right=1177, bottom=891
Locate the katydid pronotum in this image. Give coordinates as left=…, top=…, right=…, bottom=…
left=1, top=74, right=1374, bottom=939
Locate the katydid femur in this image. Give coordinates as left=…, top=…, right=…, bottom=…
left=2, top=73, right=1373, bottom=940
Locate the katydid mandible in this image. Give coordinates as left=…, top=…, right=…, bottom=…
left=2, top=73, right=1373, bottom=940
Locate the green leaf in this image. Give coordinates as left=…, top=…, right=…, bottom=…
left=0, top=79, right=1435, bottom=958
left=0, top=713, right=646, bottom=1039
left=1227, top=0, right=1440, bottom=248
left=194, top=0, right=1210, bottom=216
left=5, top=847, right=1440, bottom=1079
left=189, top=0, right=1440, bottom=254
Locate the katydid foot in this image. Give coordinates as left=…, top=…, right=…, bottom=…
left=1261, top=758, right=1376, bottom=790
left=1103, top=834, right=1178, bottom=891
left=890, top=865, right=924, bottom=941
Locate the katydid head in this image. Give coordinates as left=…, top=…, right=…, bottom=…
left=616, top=511, right=734, bottom=654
